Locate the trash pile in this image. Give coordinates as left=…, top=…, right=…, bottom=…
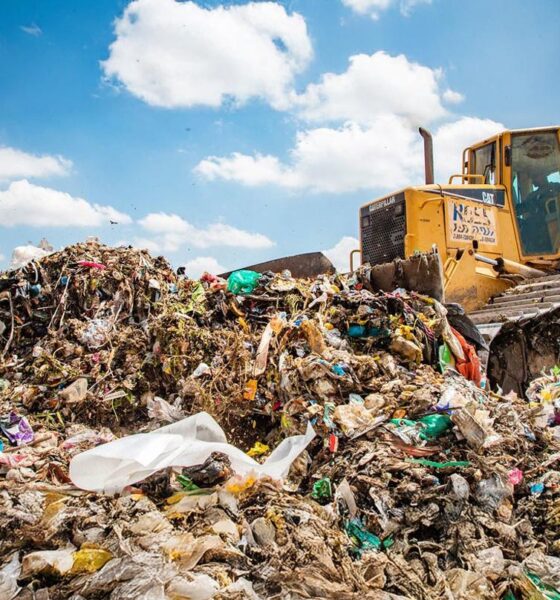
left=0, top=240, right=559, bottom=600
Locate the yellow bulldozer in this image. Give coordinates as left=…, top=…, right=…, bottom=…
left=227, top=126, right=560, bottom=394
left=356, top=127, right=560, bottom=318
left=354, top=126, right=560, bottom=394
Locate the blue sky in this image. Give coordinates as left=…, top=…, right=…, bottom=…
left=1, top=0, right=559, bottom=275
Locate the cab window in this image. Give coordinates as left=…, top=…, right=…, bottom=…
left=472, top=142, right=497, bottom=184
left=511, top=131, right=560, bottom=255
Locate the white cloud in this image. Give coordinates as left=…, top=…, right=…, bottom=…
left=0, top=147, right=71, bottom=181
left=183, top=256, right=227, bottom=279
left=138, top=212, right=275, bottom=252
left=342, top=0, right=431, bottom=19
left=102, top=0, right=312, bottom=110
left=197, top=115, right=422, bottom=193
left=20, top=23, right=42, bottom=37
left=128, top=237, right=163, bottom=254
left=324, top=236, right=359, bottom=272
left=443, top=89, right=465, bottom=104
left=196, top=152, right=296, bottom=188
left=195, top=48, right=478, bottom=193
left=433, top=117, right=505, bottom=181
left=0, top=180, right=132, bottom=227
left=140, top=213, right=189, bottom=235
left=342, top=0, right=392, bottom=19
left=196, top=115, right=505, bottom=194
left=400, top=0, right=432, bottom=17
left=294, top=52, right=453, bottom=125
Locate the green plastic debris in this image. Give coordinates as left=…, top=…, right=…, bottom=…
left=406, top=458, right=471, bottom=469
left=525, top=572, right=560, bottom=600
left=390, top=418, right=416, bottom=427
left=345, top=518, right=381, bottom=556
left=323, top=402, right=335, bottom=429
left=311, top=477, right=332, bottom=504
left=502, top=592, right=515, bottom=600
left=227, top=270, right=262, bottom=295
left=418, top=414, right=453, bottom=439
left=382, top=536, right=394, bottom=549
left=438, top=342, right=455, bottom=373
left=176, top=474, right=200, bottom=491
left=390, top=414, right=452, bottom=441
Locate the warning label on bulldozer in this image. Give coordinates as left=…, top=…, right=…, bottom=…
left=448, top=201, right=497, bottom=245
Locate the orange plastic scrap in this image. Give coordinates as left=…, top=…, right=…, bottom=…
left=451, top=327, right=481, bottom=386
left=243, top=379, right=258, bottom=401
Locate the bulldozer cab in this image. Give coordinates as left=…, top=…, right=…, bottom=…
left=466, top=127, right=560, bottom=258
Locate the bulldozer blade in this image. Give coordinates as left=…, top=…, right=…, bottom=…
left=362, top=252, right=485, bottom=351
left=365, top=251, right=445, bottom=303
left=220, top=252, right=335, bottom=279
left=487, top=305, right=560, bottom=397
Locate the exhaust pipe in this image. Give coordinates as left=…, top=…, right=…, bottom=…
left=419, top=127, right=434, bottom=185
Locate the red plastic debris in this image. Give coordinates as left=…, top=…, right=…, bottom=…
left=78, top=261, right=106, bottom=270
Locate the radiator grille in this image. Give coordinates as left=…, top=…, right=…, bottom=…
left=360, top=193, right=406, bottom=266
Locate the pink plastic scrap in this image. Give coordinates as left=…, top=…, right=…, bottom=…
left=508, top=468, right=523, bottom=486
left=78, top=261, right=106, bottom=270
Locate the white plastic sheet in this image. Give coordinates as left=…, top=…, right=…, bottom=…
left=70, top=412, right=315, bottom=494
left=10, top=244, right=49, bottom=270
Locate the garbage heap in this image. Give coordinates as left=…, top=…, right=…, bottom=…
left=0, top=241, right=559, bottom=600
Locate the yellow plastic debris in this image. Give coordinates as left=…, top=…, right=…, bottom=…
left=70, top=548, right=112, bottom=574
left=281, top=413, right=292, bottom=429
left=166, top=491, right=188, bottom=505
left=247, top=441, right=270, bottom=457
left=225, top=474, right=257, bottom=494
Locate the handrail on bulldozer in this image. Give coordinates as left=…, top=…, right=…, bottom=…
left=349, top=249, right=361, bottom=272
left=448, top=173, right=486, bottom=184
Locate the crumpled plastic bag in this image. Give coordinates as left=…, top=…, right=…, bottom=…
left=446, top=568, right=494, bottom=599
left=476, top=473, right=513, bottom=512
left=166, top=573, right=219, bottom=600
left=451, top=402, right=502, bottom=449
left=79, top=318, right=112, bottom=349
left=147, top=396, right=185, bottom=424
left=70, top=412, right=315, bottom=494
left=21, top=548, right=75, bottom=577
left=74, top=552, right=177, bottom=599
left=333, top=404, right=376, bottom=436
left=523, top=551, right=560, bottom=590
left=227, top=270, right=261, bottom=295
left=0, top=412, right=34, bottom=446
left=0, top=553, right=21, bottom=600
left=20, top=546, right=112, bottom=578
left=471, top=546, right=505, bottom=581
